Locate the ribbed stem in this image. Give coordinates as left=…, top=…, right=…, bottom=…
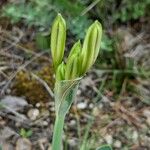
left=52, top=114, right=65, bottom=150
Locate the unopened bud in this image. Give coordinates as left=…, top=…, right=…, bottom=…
left=81, top=21, right=102, bottom=74
left=68, top=40, right=81, bottom=60
left=51, top=14, right=66, bottom=71
left=56, top=62, right=65, bottom=81
left=65, top=54, right=79, bottom=80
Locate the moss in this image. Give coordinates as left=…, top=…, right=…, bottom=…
left=12, top=65, right=54, bottom=104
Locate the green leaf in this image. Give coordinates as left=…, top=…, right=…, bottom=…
left=26, top=130, right=33, bottom=137
left=54, top=78, right=81, bottom=116
left=20, top=128, right=27, bottom=138
left=96, top=145, right=112, bottom=150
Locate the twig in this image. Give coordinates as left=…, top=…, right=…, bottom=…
left=31, top=73, right=54, bottom=98
left=1, top=51, right=47, bottom=95
left=81, top=0, right=101, bottom=16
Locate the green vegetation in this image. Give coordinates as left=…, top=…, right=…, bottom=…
left=94, top=0, right=150, bottom=25
left=50, top=14, right=103, bottom=150
left=20, top=128, right=33, bottom=138
left=1, top=0, right=91, bottom=39
left=0, top=0, right=149, bottom=149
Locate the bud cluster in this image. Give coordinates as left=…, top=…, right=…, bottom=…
left=51, top=14, right=102, bottom=81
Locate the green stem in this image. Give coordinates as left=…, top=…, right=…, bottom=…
left=52, top=114, right=65, bottom=150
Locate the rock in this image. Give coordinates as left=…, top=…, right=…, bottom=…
left=67, top=138, right=78, bottom=148
left=0, top=96, right=28, bottom=112
left=77, top=89, right=81, bottom=96
left=104, top=134, right=113, bottom=145
left=38, top=138, right=48, bottom=150
left=2, top=143, right=14, bottom=150
left=35, top=103, right=41, bottom=108
left=68, top=119, right=76, bottom=128
left=0, top=117, right=6, bottom=126
left=146, top=118, right=150, bottom=126
left=16, top=138, right=32, bottom=150
left=0, top=127, right=17, bottom=142
left=89, top=103, right=94, bottom=109
left=27, top=108, right=39, bottom=120
left=143, top=110, right=150, bottom=118
left=43, top=121, right=48, bottom=126
left=114, top=140, right=122, bottom=148
left=132, top=131, right=138, bottom=142
left=76, top=102, right=87, bottom=109
left=92, top=107, right=99, bottom=116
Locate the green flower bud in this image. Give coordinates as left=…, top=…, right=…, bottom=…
left=51, top=13, right=66, bottom=71
left=56, top=62, right=65, bottom=81
left=68, top=40, right=81, bottom=60
left=65, top=54, right=79, bottom=80
left=81, top=21, right=102, bottom=74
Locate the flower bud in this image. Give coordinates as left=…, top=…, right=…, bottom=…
left=68, top=40, right=81, bottom=60
left=56, top=62, right=65, bottom=81
left=81, top=21, right=102, bottom=74
left=65, top=54, right=79, bottom=80
left=51, top=13, right=66, bottom=71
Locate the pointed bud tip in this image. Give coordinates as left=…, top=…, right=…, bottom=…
left=57, top=13, right=62, bottom=17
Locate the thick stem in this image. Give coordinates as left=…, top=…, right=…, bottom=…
left=52, top=114, right=65, bottom=150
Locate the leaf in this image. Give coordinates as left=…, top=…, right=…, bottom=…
left=26, top=130, right=33, bottom=137
left=54, top=78, right=81, bottom=116
left=96, top=145, right=112, bottom=150
left=20, top=128, right=26, bottom=138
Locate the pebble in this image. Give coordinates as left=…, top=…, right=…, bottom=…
left=50, top=107, right=55, bottom=112
left=16, top=138, right=32, bottom=150
left=1, top=96, right=28, bottom=112
left=68, top=119, right=76, bottom=128
left=43, top=121, right=48, bottom=126
left=0, top=127, right=16, bottom=140
left=2, top=143, right=14, bottom=150
left=143, top=110, right=150, bottom=118
left=132, top=131, right=138, bottom=142
left=15, top=122, right=21, bottom=127
left=76, top=102, right=87, bottom=109
left=98, top=103, right=103, bottom=109
left=146, top=118, right=150, bottom=126
left=104, top=134, right=113, bottom=145
left=0, top=117, right=6, bottom=126
left=77, top=89, right=81, bottom=96
left=48, top=101, right=55, bottom=107
left=36, top=103, right=41, bottom=108
left=114, top=140, right=122, bottom=148
left=67, top=138, right=78, bottom=147
left=89, top=103, right=94, bottom=109
left=92, top=107, right=99, bottom=116
left=27, top=108, right=39, bottom=120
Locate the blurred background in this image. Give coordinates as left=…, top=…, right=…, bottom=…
left=0, top=0, right=150, bottom=149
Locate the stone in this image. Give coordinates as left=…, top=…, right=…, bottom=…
left=0, top=96, right=28, bottom=112
left=0, top=127, right=16, bottom=141
left=132, top=131, right=138, bottom=142
left=16, top=138, right=32, bottom=150
left=43, top=121, right=48, bottom=126
left=67, top=138, right=78, bottom=148
left=27, top=108, right=39, bottom=120
left=92, top=107, right=99, bottom=116
left=2, top=143, right=14, bottom=150
left=104, top=134, right=113, bottom=145
left=114, top=140, right=122, bottom=148
left=76, top=102, right=87, bottom=109
left=143, top=110, right=150, bottom=118
left=68, top=119, right=76, bottom=128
